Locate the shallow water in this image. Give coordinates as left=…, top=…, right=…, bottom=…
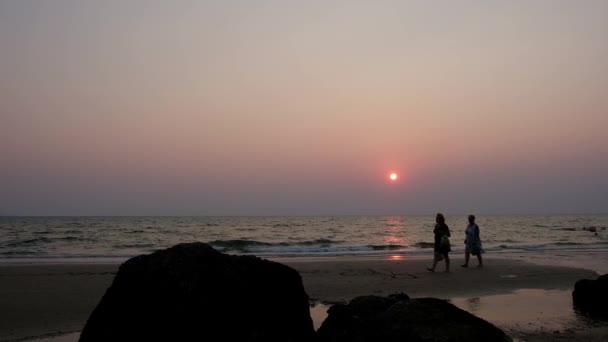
left=311, top=289, right=608, bottom=338
left=449, top=289, right=606, bottom=334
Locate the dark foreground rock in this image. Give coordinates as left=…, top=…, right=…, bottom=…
left=317, top=294, right=511, bottom=342
left=79, top=243, right=315, bottom=342
left=573, top=274, right=608, bottom=316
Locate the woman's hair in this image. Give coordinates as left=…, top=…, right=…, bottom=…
left=468, top=214, right=476, bottom=222
left=436, top=213, right=445, bottom=224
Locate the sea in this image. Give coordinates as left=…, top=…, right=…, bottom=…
left=2, top=215, right=608, bottom=271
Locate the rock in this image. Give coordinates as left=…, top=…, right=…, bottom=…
left=317, top=294, right=511, bottom=342
left=573, top=274, right=608, bottom=315
left=79, top=242, right=315, bottom=341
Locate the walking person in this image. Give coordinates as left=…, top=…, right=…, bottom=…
left=462, top=214, right=484, bottom=268
left=427, top=213, right=451, bottom=272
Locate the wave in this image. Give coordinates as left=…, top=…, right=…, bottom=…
left=113, top=243, right=156, bottom=249
left=413, top=242, right=435, bottom=249
left=0, top=253, right=138, bottom=261
left=369, top=245, right=405, bottom=250
left=268, top=223, right=308, bottom=228
left=495, top=242, right=608, bottom=251
left=58, top=236, right=94, bottom=242
left=5, top=237, right=52, bottom=247
left=495, top=239, right=522, bottom=243
left=4, top=236, right=96, bottom=248
left=553, top=241, right=584, bottom=246
left=208, top=239, right=343, bottom=251
left=552, top=241, right=608, bottom=246
left=497, top=244, right=549, bottom=250
left=209, top=238, right=409, bottom=255
left=300, top=239, right=340, bottom=246
left=233, top=244, right=409, bottom=256
left=551, top=226, right=607, bottom=231
left=209, top=239, right=278, bottom=248
left=0, top=250, right=40, bottom=255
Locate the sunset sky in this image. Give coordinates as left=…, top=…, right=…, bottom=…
left=1, top=1, right=607, bottom=215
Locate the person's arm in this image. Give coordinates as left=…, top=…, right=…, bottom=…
left=446, top=225, right=451, bottom=237
left=475, top=225, right=480, bottom=239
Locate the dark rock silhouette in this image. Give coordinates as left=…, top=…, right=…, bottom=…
left=79, top=242, right=315, bottom=341
left=573, top=274, right=608, bottom=316
left=317, top=294, right=511, bottom=342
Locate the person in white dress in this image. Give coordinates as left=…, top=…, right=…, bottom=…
left=462, top=215, right=483, bottom=268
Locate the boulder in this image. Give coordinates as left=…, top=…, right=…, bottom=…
left=317, top=294, right=511, bottom=342
left=573, top=274, right=608, bottom=315
left=79, top=242, right=315, bottom=341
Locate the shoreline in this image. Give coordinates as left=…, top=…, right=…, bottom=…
left=2, top=246, right=607, bottom=271
left=1, top=256, right=606, bottom=341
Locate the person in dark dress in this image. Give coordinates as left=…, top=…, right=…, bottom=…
left=427, top=213, right=451, bottom=272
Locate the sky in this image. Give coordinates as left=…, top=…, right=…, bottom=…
left=1, top=0, right=607, bottom=216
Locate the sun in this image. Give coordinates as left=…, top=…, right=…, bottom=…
left=389, top=173, right=398, bottom=181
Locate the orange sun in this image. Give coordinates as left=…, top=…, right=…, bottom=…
left=389, top=173, right=398, bottom=181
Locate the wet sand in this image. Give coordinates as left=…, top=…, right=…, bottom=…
left=0, top=257, right=606, bottom=341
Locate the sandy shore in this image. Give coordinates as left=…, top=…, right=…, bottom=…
left=0, top=257, right=605, bottom=341
left=0, top=264, right=116, bottom=341
left=287, top=257, right=598, bottom=302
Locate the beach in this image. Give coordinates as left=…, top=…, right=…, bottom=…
left=3, top=0, right=608, bottom=339
left=1, top=256, right=607, bottom=342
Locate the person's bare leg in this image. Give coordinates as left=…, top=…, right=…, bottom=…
left=477, top=254, right=483, bottom=267
left=462, top=253, right=470, bottom=267
left=444, top=254, right=450, bottom=272
left=427, top=253, right=439, bottom=272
